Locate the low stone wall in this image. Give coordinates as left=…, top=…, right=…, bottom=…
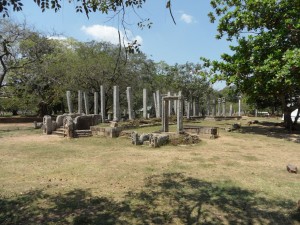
left=90, top=126, right=123, bottom=138
left=183, top=126, right=219, bottom=139
left=0, top=117, right=43, bottom=123
left=204, top=116, right=242, bottom=121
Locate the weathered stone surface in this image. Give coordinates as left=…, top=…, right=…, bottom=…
left=131, top=132, right=150, bottom=145
left=184, top=126, right=219, bottom=139
left=94, top=92, right=99, bottom=115
left=33, top=121, right=43, bottom=129
left=113, top=86, right=120, bottom=122
left=83, top=92, right=89, bottom=115
left=56, top=115, right=66, bottom=127
left=43, top=115, right=52, bottom=135
left=287, top=164, right=298, bottom=174
left=74, top=115, right=101, bottom=130
left=131, top=132, right=141, bottom=145
left=149, top=133, right=169, bottom=148
left=100, top=85, right=105, bottom=123
left=90, top=126, right=122, bottom=138
left=110, top=121, right=118, bottom=128
left=126, top=87, right=134, bottom=120
left=63, top=116, right=74, bottom=138
left=66, top=91, right=73, bottom=113
left=140, top=133, right=150, bottom=143
left=143, top=88, right=147, bottom=119
left=78, top=90, right=83, bottom=114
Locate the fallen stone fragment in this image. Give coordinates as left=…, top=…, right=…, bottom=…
left=287, top=164, right=298, bottom=174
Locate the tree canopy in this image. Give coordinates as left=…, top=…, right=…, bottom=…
left=202, top=0, right=300, bottom=128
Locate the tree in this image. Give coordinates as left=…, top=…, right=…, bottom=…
left=4, top=32, right=66, bottom=116
left=0, top=20, right=53, bottom=90
left=202, top=0, right=300, bottom=130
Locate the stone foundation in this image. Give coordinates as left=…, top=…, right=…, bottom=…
left=183, top=126, right=219, bottom=139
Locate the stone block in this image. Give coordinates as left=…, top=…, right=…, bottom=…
left=287, top=164, right=298, bottom=174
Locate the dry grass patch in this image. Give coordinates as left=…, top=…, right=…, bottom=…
left=0, top=120, right=300, bottom=224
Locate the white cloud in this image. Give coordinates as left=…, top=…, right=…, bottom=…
left=47, top=36, right=67, bottom=40
left=81, top=24, right=143, bottom=46
left=180, top=13, right=194, bottom=24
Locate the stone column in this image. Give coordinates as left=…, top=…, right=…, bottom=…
left=153, top=92, right=158, bottom=118
left=100, top=85, right=105, bottom=123
left=126, top=87, right=134, bottom=120
left=143, top=88, right=147, bottom=119
left=255, top=109, right=258, bottom=117
left=238, top=96, right=242, bottom=116
left=168, top=91, right=172, bottom=116
left=174, top=93, right=177, bottom=115
left=78, top=90, right=83, bottom=114
left=207, top=96, right=210, bottom=116
left=66, top=91, right=73, bottom=114
left=162, top=97, right=169, bottom=132
left=186, top=101, right=191, bottom=119
left=94, top=92, right=99, bottom=115
left=193, top=98, right=196, bottom=117
left=229, top=104, right=233, bottom=116
left=217, top=98, right=221, bottom=116
left=222, top=97, right=226, bottom=116
left=43, top=115, right=52, bottom=135
left=83, top=92, right=89, bottom=115
left=156, top=90, right=161, bottom=118
left=177, top=94, right=183, bottom=134
left=212, top=99, right=216, bottom=117
left=113, top=86, right=120, bottom=122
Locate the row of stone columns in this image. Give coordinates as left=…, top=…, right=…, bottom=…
left=66, top=88, right=242, bottom=123
left=66, top=87, right=106, bottom=122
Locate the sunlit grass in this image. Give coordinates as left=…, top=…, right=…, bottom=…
left=0, top=118, right=299, bottom=224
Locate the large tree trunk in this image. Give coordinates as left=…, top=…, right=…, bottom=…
left=37, top=101, right=51, bottom=117
left=283, top=110, right=293, bottom=132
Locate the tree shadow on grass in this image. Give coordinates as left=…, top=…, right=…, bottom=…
left=238, top=121, right=300, bottom=143
left=1, top=173, right=299, bottom=224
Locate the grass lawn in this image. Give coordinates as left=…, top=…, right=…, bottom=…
left=0, top=118, right=300, bottom=224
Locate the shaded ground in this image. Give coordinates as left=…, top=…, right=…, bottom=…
left=1, top=173, right=299, bottom=225
left=238, top=120, right=300, bottom=143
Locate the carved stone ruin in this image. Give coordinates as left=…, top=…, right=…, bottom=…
left=229, top=104, right=233, bottom=116
left=43, top=115, right=52, bottom=134
left=149, top=133, right=169, bottom=148
left=131, top=131, right=150, bottom=145
left=78, top=90, right=83, bottom=114
left=222, top=97, right=226, bottom=116
left=100, top=85, right=105, bottom=123
left=63, top=116, right=74, bottom=138
left=94, top=92, right=99, bottom=115
left=186, top=101, right=191, bottom=119
left=126, top=87, right=134, bottom=120
left=287, top=164, right=298, bottom=174
left=66, top=91, right=73, bottom=113
left=217, top=98, right=221, bottom=116
left=162, top=94, right=184, bottom=134
left=143, top=88, right=147, bottom=119
left=33, top=121, right=43, bottom=129
left=156, top=90, right=161, bottom=118
left=83, top=92, right=89, bottom=115
left=211, top=99, right=216, bottom=117
left=113, top=86, right=120, bottom=122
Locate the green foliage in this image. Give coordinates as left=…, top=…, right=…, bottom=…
left=203, top=0, right=300, bottom=127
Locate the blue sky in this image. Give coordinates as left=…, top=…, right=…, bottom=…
left=10, top=1, right=232, bottom=89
